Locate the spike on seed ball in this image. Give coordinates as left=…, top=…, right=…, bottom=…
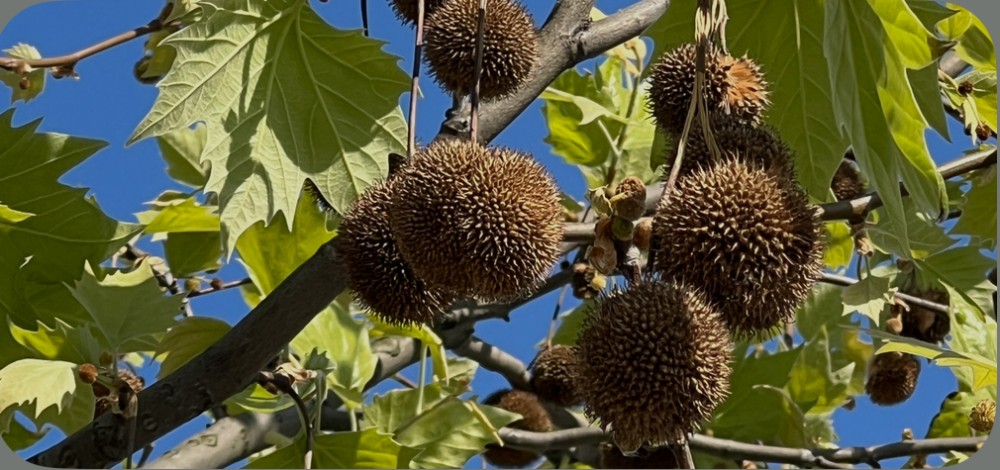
left=424, top=0, right=537, bottom=100
left=970, top=399, right=995, bottom=433
left=832, top=160, right=866, bottom=201
left=482, top=389, right=552, bottom=468
left=666, top=118, right=795, bottom=179
left=389, top=139, right=563, bottom=301
left=649, top=43, right=769, bottom=135
left=900, top=288, right=950, bottom=344
left=389, top=0, right=446, bottom=24
left=338, top=179, right=455, bottom=326
left=600, top=443, right=680, bottom=469
left=530, top=345, right=583, bottom=407
left=653, top=160, right=824, bottom=337
left=577, top=279, right=731, bottom=452
left=865, top=352, right=920, bottom=406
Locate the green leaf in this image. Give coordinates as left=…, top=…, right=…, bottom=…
left=2, top=418, right=47, bottom=451
left=787, top=326, right=855, bottom=414
left=940, top=284, right=997, bottom=392
left=907, top=63, right=951, bottom=140
left=7, top=318, right=101, bottom=365
left=915, top=245, right=996, bottom=318
left=156, top=124, right=209, bottom=188
left=796, top=284, right=874, bottom=395
left=939, top=4, right=995, bottom=71
left=906, top=0, right=958, bottom=31
left=823, top=222, right=854, bottom=271
left=237, top=194, right=334, bottom=303
left=648, top=0, right=848, bottom=201
left=136, top=197, right=220, bottom=234
left=394, top=396, right=522, bottom=469
left=713, top=385, right=807, bottom=448
left=290, top=304, right=377, bottom=408
left=130, top=0, right=409, bottom=251
left=0, top=204, right=33, bottom=226
left=927, top=389, right=995, bottom=438
left=842, top=274, right=895, bottom=325
left=961, top=70, right=998, bottom=134
left=0, top=44, right=46, bottom=103
left=68, top=259, right=182, bottom=353
left=0, top=359, right=94, bottom=437
left=154, top=316, right=231, bottom=379
left=247, top=429, right=419, bottom=469
left=368, top=316, right=448, bottom=382
left=225, top=383, right=294, bottom=415
left=363, top=384, right=449, bottom=435
left=0, top=110, right=141, bottom=328
left=163, top=232, right=223, bottom=277
left=550, top=303, right=592, bottom=347
left=865, top=328, right=996, bottom=392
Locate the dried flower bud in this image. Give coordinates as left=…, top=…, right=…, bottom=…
left=78, top=364, right=98, bottom=384
left=610, top=177, right=646, bottom=221
left=970, top=399, right=996, bottom=433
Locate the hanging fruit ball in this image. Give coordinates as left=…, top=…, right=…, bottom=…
left=482, top=389, right=552, bottom=468
left=530, top=344, right=583, bottom=407
left=865, top=352, right=920, bottom=406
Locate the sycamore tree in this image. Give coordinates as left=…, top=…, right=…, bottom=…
left=0, top=0, right=996, bottom=469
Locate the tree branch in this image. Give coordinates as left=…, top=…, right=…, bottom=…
left=495, top=427, right=985, bottom=467
left=819, top=273, right=950, bottom=314
left=436, top=0, right=671, bottom=142
left=453, top=336, right=532, bottom=391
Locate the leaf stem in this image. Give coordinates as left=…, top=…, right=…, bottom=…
left=406, top=0, right=426, bottom=158
left=416, top=344, right=429, bottom=414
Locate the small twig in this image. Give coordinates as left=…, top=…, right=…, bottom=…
left=820, top=273, right=950, bottom=314
left=674, top=441, right=695, bottom=469
left=545, top=284, right=571, bottom=348
left=136, top=445, right=154, bottom=468
left=416, top=345, right=429, bottom=414
left=469, top=0, right=487, bottom=143
left=360, top=0, right=369, bottom=36
left=406, top=0, right=426, bottom=158
left=0, top=7, right=179, bottom=73
left=187, top=278, right=252, bottom=298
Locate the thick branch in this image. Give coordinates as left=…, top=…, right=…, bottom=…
left=436, top=0, right=670, bottom=142
left=31, top=244, right=347, bottom=468
left=496, top=427, right=984, bottom=467
left=453, top=336, right=532, bottom=391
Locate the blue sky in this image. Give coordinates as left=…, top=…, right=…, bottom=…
left=0, top=0, right=989, bottom=468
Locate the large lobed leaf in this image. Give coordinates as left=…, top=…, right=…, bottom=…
left=129, top=0, right=409, bottom=251
left=0, top=359, right=94, bottom=441
left=0, top=110, right=140, bottom=334
left=246, top=428, right=419, bottom=469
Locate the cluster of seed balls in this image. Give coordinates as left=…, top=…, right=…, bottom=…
left=391, top=0, right=538, bottom=100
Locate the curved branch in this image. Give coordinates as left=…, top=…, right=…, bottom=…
left=820, top=273, right=950, bottom=315
left=436, top=0, right=671, bottom=142
left=454, top=336, right=532, bottom=391
left=495, top=427, right=985, bottom=467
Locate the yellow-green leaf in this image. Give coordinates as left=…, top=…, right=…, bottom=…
left=155, top=316, right=231, bottom=379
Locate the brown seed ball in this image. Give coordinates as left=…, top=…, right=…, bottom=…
left=832, top=160, right=866, bottom=201
left=78, top=363, right=98, bottom=384
left=900, top=288, right=951, bottom=344
left=530, top=345, right=582, bottom=407
left=865, top=352, right=920, bottom=406
left=610, top=177, right=647, bottom=222
left=970, top=399, right=996, bottom=433
left=653, top=160, right=824, bottom=337
left=389, top=139, right=563, bottom=301
left=600, top=443, right=680, bottom=469
left=389, top=0, right=446, bottom=24
left=648, top=43, right=769, bottom=135
left=577, top=279, right=731, bottom=452
left=338, top=179, right=455, bottom=326
left=482, top=389, right=552, bottom=468
left=666, top=119, right=795, bottom=179
left=424, top=0, right=537, bottom=100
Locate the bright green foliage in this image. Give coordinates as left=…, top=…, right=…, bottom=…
left=290, top=304, right=377, bottom=408
left=136, top=196, right=222, bottom=277
left=0, top=44, right=45, bottom=103
left=938, top=4, right=996, bottom=72
left=247, top=429, right=419, bottom=469
left=130, top=0, right=410, bottom=251
left=7, top=318, right=101, bottom=365
left=842, top=274, right=896, bottom=325
left=927, top=389, right=995, bottom=438
left=868, top=328, right=996, bottom=393
left=156, top=124, right=209, bottom=189
left=0, top=359, right=94, bottom=440
left=225, top=383, right=294, bottom=416
left=368, top=317, right=449, bottom=381
left=648, top=0, right=847, bottom=201
left=0, top=110, right=140, bottom=329
left=154, top=316, right=231, bottom=379
left=68, top=259, right=183, bottom=353
left=541, top=50, right=664, bottom=189
left=823, top=223, right=854, bottom=271
left=954, top=167, right=997, bottom=249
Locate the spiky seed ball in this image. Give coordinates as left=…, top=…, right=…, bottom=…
left=389, top=139, right=563, bottom=301
left=866, top=352, right=920, bottom=406
left=424, top=0, right=537, bottom=99
left=530, top=345, right=583, bottom=407
left=653, top=160, right=824, bottom=337
left=577, top=279, right=731, bottom=452
left=482, top=390, right=552, bottom=468
left=389, top=0, right=446, bottom=24
left=648, top=43, right=769, bottom=135
left=338, top=180, right=455, bottom=326
left=832, top=160, right=866, bottom=201
left=900, top=288, right=951, bottom=344
left=600, top=443, right=680, bottom=469
left=970, top=399, right=996, bottom=433
left=666, top=119, right=795, bottom=179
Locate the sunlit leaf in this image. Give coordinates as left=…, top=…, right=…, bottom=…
left=156, top=124, right=209, bottom=189
left=130, top=0, right=408, bottom=251
left=865, top=328, right=996, bottom=392
left=824, top=222, right=854, bottom=271
left=842, top=275, right=895, bottom=325
left=368, top=316, right=448, bottom=381
left=0, top=359, right=94, bottom=438
left=938, top=4, right=995, bottom=71
left=290, top=304, right=377, bottom=408
left=787, top=326, right=855, bottom=415
left=7, top=318, right=101, bottom=365
left=246, top=428, right=418, bottom=469
left=154, top=316, right=231, bottom=379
